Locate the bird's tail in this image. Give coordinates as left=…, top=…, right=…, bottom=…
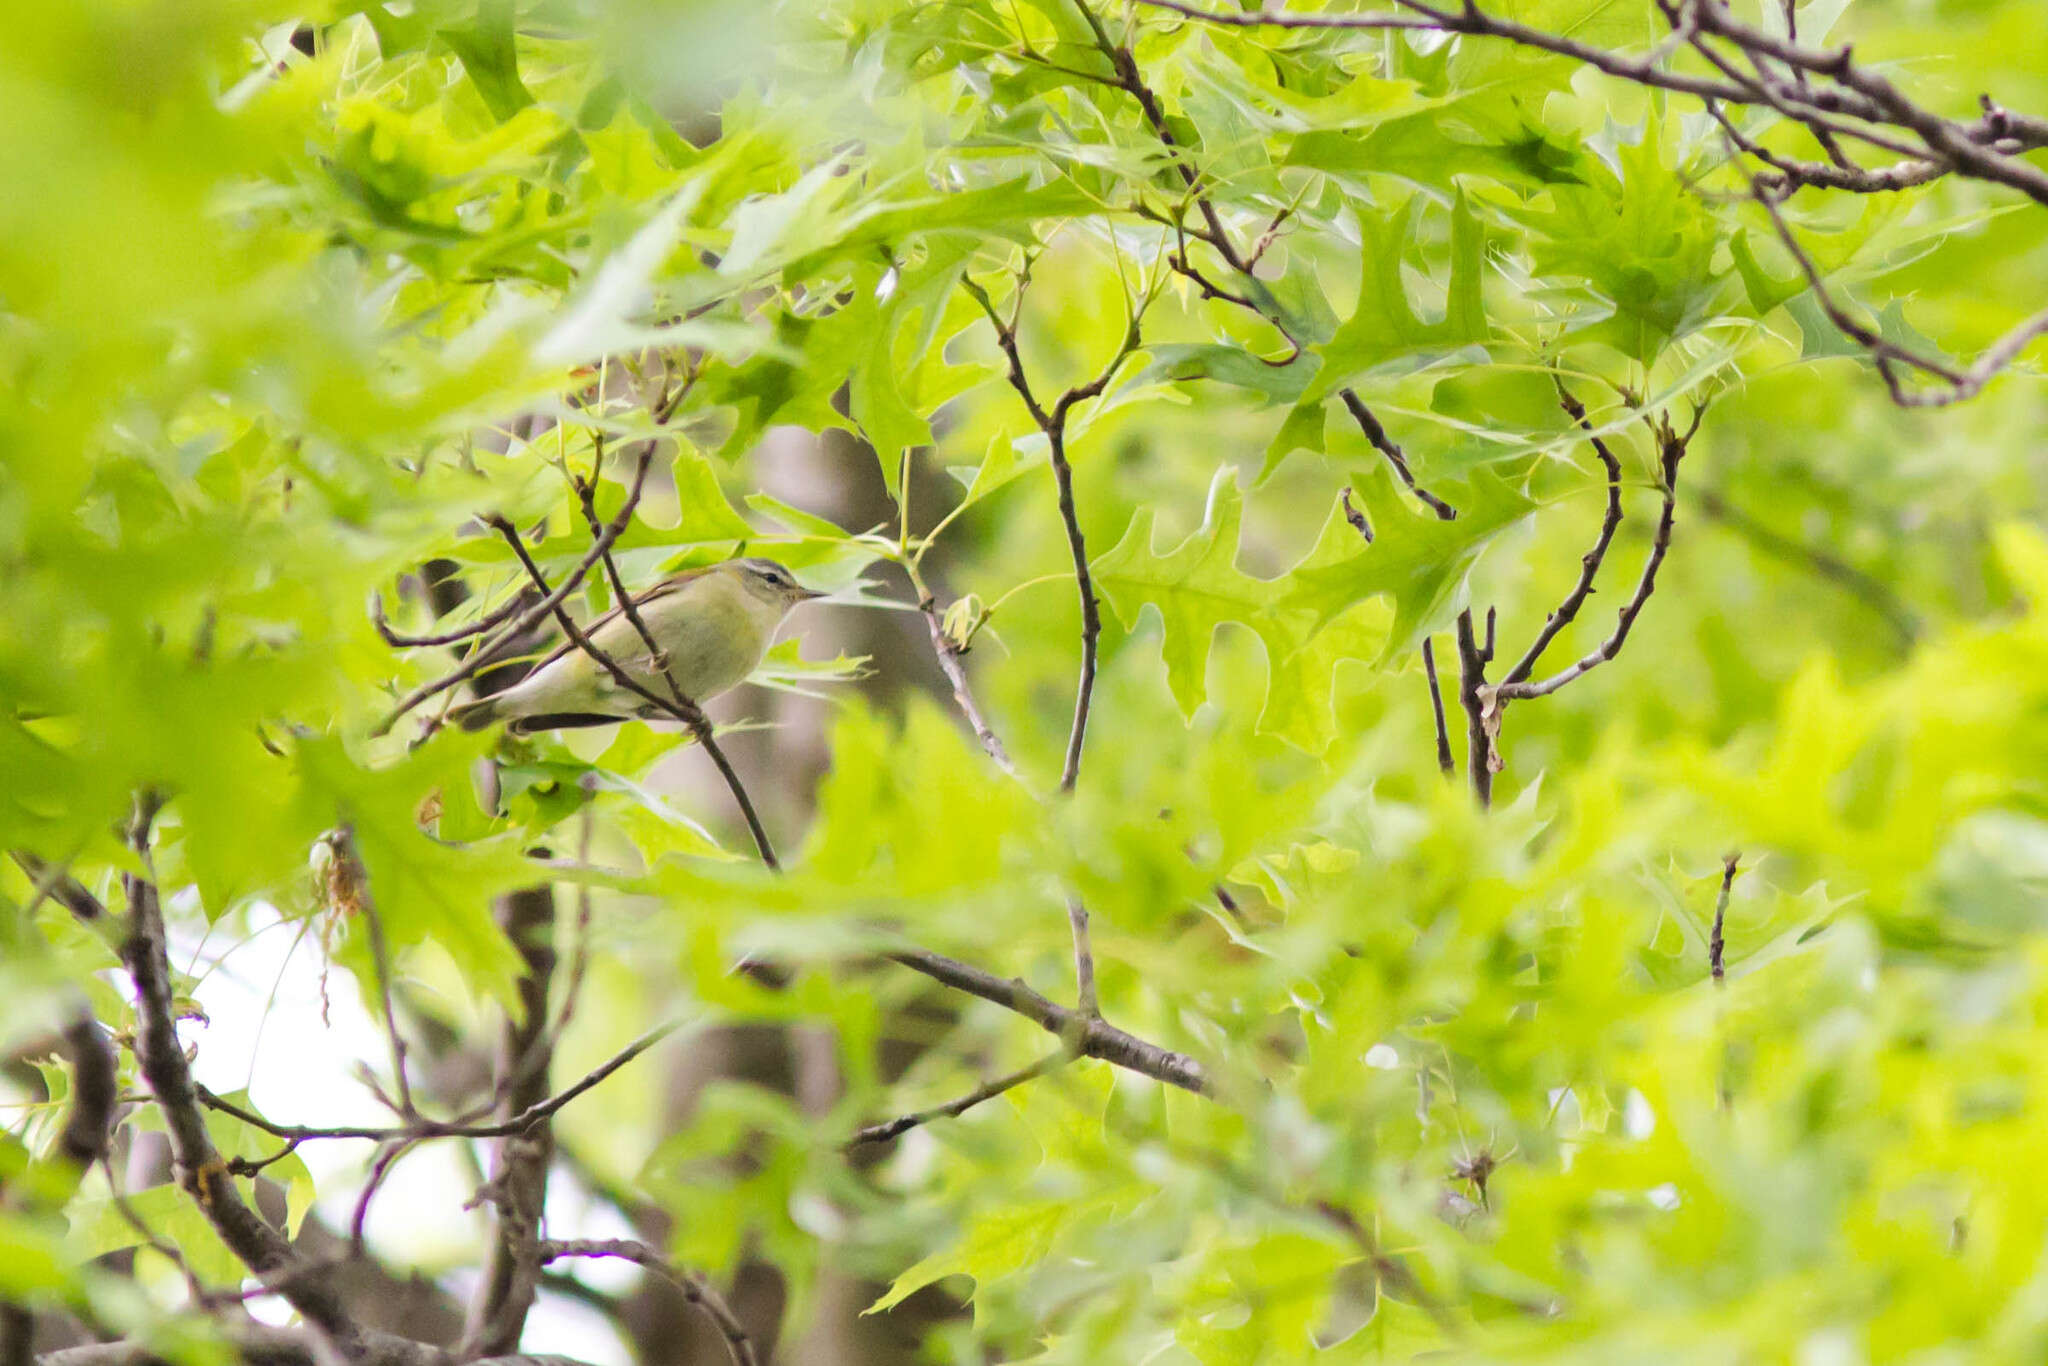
left=446, top=695, right=500, bottom=731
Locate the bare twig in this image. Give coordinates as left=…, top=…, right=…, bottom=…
left=917, top=595, right=1018, bottom=776
left=1421, top=639, right=1455, bottom=777
left=1130, top=0, right=2048, bottom=205
left=1498, top=383, right=1627, bottom=689
left=1494, top=410, right=1697, bottom=702
left=959, top=275, right=1138, bottom=794
left=10, top=852, right=106, bottom=923
left=846, top=1051, right=1071, bottom=1147
left=349, top=1137, right=420, bottom=1253
left=195, top=1022, right=679, bottom=1145
left=540, top=1240, right=757, bottom=1366
left=1073, top=2, right=1466, bottom=520
left=1454, top=609, right=1498, bottom=808
left=463, top=884, right=559, bottom=1357
left=885, top=946, right=1208, bottom=1095
left=1066, top=897, right=1098, bottom=1016
left=371, top=587, right=527, bottom=649
left=1340, top=392, right=1459, bottom=521
left=1710, top=852, right=1740, bottom=983
left=1340, top=486, right=1372, bottom=542
left=322, top=827, right=419, bottom=1122
left=36, top=1326, right=606, bottom=1366
left=1752, top=174, right=2048, bottom=405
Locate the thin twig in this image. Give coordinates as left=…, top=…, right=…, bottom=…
left=330, top=827, right=419, bottom=1122
left=349, top=1137, right=420, bottom=1253
left=373, top=444, right=658, bottom=736
left=1710, top=852, right=1740, bottom=983
left=1129, top=0, right=2048, bottom=204
left=885, top=946, right=1208, bottom=1095
left=195, top=1022, right=680, bottom=1145
left=97, top=1155, right=212, bottom=1308
left=846, top=1051, right=1071, bottom=1147
left=1723, top=134, right=2048, bottom=407
left=917, top=595, right=1018, bottom=776
left=371, top=587, right=527, bottom=649
left=1340, top=486, right=1372, bottom=542
left=1066, top=897, right=1098, bottom=1016
left=10, top=851, right=106, bottom=922
left=1421, top=639, right=1455, bottom=777
left=1340, top=391, right=1459, bottom=521
left=540, top=1240, right=758, bottom=1366
left=1494, top=410, right=1698, bottom=702
left=960, top=276, right=1137, bottom=793
left=1073, top=2, right=1467, bottom=520
left=1498, top=383, right=1626, bottom=688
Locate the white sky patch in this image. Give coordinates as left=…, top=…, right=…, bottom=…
left=1623, top=1090, right=1657, bottom=1140
left=170, top=906, right=631, bottom=1360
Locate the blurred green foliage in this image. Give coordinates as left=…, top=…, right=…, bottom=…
left=4, top=0, right=2048, bottom=1361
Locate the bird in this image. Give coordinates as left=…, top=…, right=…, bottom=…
left=450, top=557, right=823, bottom=733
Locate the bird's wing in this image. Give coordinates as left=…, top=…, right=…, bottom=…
left=521, top=571, right=702, bottom=675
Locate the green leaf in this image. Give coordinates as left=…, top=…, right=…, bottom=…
left=437, top=0, right=534, bottom=123
left=1312, top=192, right=1491, bottom=392
left=1287, top=111, right=1594, bottom=191
left=69, top=1184, right=245, bottom=1286
left=867, top=1199, right=1073, bottom=1315
left=1279, top=466, right=1537, bottom=663
left=1096, top=466, right=1528, bottom=750
left=1130, top=343, right=1314, bottom=405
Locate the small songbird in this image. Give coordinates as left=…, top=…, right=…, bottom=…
left=451, top=557, right=823, bottom=733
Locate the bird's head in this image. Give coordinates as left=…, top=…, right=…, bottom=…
left=723, top=557, right=825, bottom=611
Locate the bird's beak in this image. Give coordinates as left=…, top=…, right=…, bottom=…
left=795, top=586, right=828, bottom=602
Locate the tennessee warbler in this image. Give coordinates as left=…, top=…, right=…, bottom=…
left=452, top=557, right=822, bottom=733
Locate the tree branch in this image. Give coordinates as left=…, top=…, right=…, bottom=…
left=37, top=1327, right=605, bottom=1366
left=884, top=947, right=1208, bottom=1095
left=1494, top=410, right=1696, bottom=702
left=1421, top=639, right=1455, bottom=777
left=538, top=1240, right=757, bottom=1366
left=1454, top=609, right=1498, bottom=809
left=462, top=885, right=559, bottom=1357
left=9, top=852, right=107, bottom=923
left=846, top=1051, right=1070, bottom=1148
left=1710, top=852, right=1740, bottom=983
left=56, top=1008, right=117, bottom=1176
left=116, top=797, right=366, bottom=1356
left=195, top=1023, right=679, bottom=1146
left=917, top=595, right=1018, bottom=777
left=960, top=276, right=1137, bottom=794
left=1339, top=392, right=1459, bottom=521
left=1498, top=383, right=1626, bottom=689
